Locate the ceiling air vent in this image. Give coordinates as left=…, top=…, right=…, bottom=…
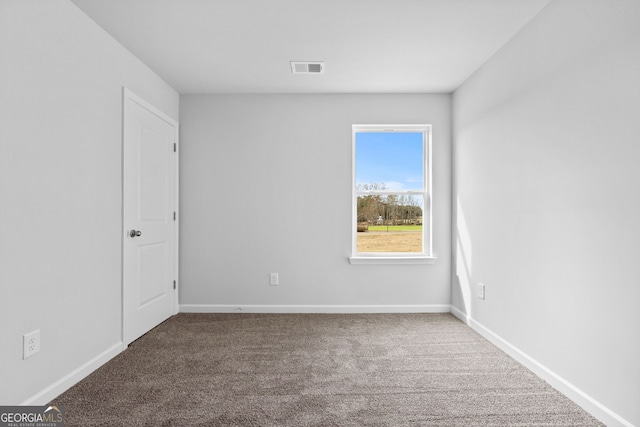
left=290, top=61, right=325, bottom=74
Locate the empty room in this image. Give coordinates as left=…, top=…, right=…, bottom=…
left=1, top=0, right=638, bottom=425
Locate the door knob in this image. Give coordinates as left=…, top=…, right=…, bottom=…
left=129, top=230, right=142, bottom=238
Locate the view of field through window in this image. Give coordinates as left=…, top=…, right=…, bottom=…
left=355, top=131, right=425, bottom=253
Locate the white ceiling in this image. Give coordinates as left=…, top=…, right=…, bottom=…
left=70, top=0, right=551, bottom=94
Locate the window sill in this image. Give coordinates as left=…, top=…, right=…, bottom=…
left=348, top=256, right=437, bottom=265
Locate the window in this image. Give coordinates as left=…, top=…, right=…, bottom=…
left=350, top=125, right=434, bottom=264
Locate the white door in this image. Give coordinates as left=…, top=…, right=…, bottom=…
left=123, top=89, right=178, bottom=346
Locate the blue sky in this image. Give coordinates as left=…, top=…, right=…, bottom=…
left=355, top=132, right=423, bottom=190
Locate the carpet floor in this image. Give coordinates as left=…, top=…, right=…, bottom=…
left=51, top=313, right=603, bottom=426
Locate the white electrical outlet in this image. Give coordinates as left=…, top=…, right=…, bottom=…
left=269, top=273, right=279, bottom=286
left=478, top=283, right=486, bottom=300
left=23, top=330, right=40, bottom=359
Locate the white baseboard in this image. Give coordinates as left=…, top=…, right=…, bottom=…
left=449, top=305, right=469, bottom=324
left=464, top=315, right=633, bottom=427
left=179, top=304, right=451, bottom=314
left=20, top=342, right=122, bottom=406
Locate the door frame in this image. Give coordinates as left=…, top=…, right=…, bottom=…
left=121, top=87, right=179, bottom=350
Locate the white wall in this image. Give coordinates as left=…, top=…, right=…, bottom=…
left=179, top=94, right=451, bottom=311
left=452, top=0, right=640, bottom=425
left=0, top=0, right=178, bottom=404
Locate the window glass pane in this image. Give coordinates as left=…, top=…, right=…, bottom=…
left=356, top=194, right=424, bottom=253
left=355, top=132, right=424, bottom=191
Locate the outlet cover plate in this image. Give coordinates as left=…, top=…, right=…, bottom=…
left=269, top=273, right=279, bottom=286
left=23, top=329, right=40, bottom=359
left=478, top=283, right=486, bottom=300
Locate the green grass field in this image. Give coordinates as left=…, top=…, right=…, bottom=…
left=366, top=225, right=422, bottom=232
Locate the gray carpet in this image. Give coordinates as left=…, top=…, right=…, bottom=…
left=52, top=313, right=603, bottom=426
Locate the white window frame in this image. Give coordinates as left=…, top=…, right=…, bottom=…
left=349, top=124, right=436, bottom=265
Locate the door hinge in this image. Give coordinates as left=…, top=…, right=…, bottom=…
left=173, top=211, right=176, bottom=221
left=173, top=280, right=176, bottom=290
left=173, top=143, right=176, bottom=152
